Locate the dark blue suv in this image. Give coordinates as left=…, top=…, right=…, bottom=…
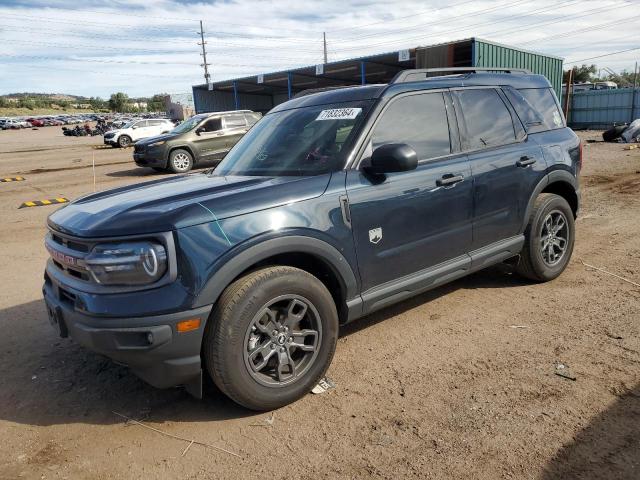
left=43, top=68, right=581, bottom=410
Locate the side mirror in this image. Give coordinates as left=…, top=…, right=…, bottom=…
left=132, top=125, right=138, bottom=129
left=195, top=127, right=205, bottom=136
left=364, top=143, right=418, bottom=175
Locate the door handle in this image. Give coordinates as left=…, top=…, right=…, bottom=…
left=436, top=174, right=464, bottom=187
left=516, top=156, right=536, bottom=167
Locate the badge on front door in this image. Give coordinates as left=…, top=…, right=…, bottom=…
left=369, top=227, right=382, bottom=244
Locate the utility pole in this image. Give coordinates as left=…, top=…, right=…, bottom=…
left=323, top=32, right=328, bottom=64
left=631, top=61, right=638, bottom=122
left=198, top=20, right=211, bottom=85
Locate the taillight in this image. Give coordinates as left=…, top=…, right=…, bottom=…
left=578, top=141, right=583, bottom=174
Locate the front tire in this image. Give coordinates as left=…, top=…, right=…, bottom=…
left=203, top=266, right=339, bottom=410
left=168, top=149, right=193, bottom=173
left=517, top=193, right=575, bottom=282
left=117, top=135, right=132, bottom=148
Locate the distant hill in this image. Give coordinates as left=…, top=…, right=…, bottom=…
left=1, top=93, right=89, bottom=101
left=0, top=93, right=153, bottom=102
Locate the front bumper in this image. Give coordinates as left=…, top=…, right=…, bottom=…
left=104, top=137, right=116, bottom=145
left=133, top=145, right=169, bottom=168
left=42, top=277, right=212, bottom=397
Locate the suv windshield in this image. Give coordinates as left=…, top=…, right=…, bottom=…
left=171, top=115, right=207, bottom=134
left=215, top=101, right=372, bottom=176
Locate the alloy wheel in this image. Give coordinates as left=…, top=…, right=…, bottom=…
left=243, top=295, right=322, bottom=387
left=173, top=153, right=191, bottom=171
left=540, top=210, right=569, bottom=266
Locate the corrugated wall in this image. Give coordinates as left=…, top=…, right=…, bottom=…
left=192, top=88, right=274, bottom=114
left=568, top=88, right=640, bottom=129
left=474, top=39, right=563, bottom=99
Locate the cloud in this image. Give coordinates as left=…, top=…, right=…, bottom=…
left=0, top=0, right=637, bottom=98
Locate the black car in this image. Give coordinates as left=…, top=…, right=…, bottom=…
left=133, top=110, right=261, bottom=173
left=43, top=68, right=580, bottom=410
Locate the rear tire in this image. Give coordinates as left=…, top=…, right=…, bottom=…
left=118, top=135, right=132, bottom=148
left=203, top=266, right=339, bottom=410
left=168, top=149, right=193, bottom=173
left=516, top=193, right=575, bottom=282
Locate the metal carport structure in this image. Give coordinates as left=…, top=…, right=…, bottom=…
left=192, top=38, right=563, bottom=114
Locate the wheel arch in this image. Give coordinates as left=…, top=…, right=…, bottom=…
left=521, top=170, right=579, bottom=232
left=194, top=236, right=361, bottom=325
left=169, top=145, right=196, bottom=162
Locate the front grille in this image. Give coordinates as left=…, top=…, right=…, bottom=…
left=51, top=233, right=89, bottom=252
left=46, top=230, right=94, bottom=283
left=134, top=144, right=145, bottom=153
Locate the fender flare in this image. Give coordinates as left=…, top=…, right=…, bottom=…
left=193, top=235, right=360, bottom=310
left=168, top=144, right=196, bottom=162
left=520, top=169, right=578, bottom=232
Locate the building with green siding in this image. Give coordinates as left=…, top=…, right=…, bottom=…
left=193, top=37, right=563, bottom=114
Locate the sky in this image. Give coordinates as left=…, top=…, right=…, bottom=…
left=0, top=0, right=638, bottom=98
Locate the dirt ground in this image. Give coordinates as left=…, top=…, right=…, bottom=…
left=0, top=126, right=638, bottom=480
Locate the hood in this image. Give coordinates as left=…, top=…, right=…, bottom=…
left=104, top=129, right=120, bottom=136
left=48, top=173, right=332, bottom=238
left=137, top=132, right=177, bottom=145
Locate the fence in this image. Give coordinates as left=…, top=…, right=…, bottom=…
left=565, top=88, right=640, bottom=129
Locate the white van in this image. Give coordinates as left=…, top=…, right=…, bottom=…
left=103, top=118, right=174, bottom=148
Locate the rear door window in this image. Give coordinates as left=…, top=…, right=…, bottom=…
left=454, top=89, right=516, bottom=150
left=224, top=114, right=247, bottom=129
left=371, top=92, right=451, bottom=160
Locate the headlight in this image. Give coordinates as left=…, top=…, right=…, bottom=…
left=148, top=140, right=166, bottom=147
left=85, top=241, right=167, bottom=285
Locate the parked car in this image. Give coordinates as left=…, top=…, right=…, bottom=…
left=103, top=118, right=175, bottom=148
left=133, top=110, right=261, bottom=173
left=2, top=119, right=30, bottom=129
left=43, top=68, right=580, bottom=410
left=27, top=118, right=45, bottom=127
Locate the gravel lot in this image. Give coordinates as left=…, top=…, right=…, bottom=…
left=0, top=127, right=638, bottom=480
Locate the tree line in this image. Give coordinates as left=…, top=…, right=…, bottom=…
left=563, top=64, right=638, bottom=87
left=0, top=92, right=167, bottom=112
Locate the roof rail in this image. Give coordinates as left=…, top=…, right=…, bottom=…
left=391, top=67, right=531, bottom=84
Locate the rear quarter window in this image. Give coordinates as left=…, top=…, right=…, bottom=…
left=506, top=87, right=564, bottom=133
left=454, top=89, right=516, bottom=150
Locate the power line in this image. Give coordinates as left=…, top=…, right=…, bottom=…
left=565, top=47, right=640, bottom=65
left=514, top=13, right=640, bottom=47
left=0, top=38, right=319, bottom=62
left=0, top=53, right=199, bottom=66
left=0, top=24, right=324, bottom=53
left=329, top=0, right=632, bottom=54
left=0, top=61, right=197, bottom=79
left=0, top=11, right=320, bottom=42
left=325, top=0, right=479, bottom=33
left=0, top=6, right=321, bottom=34
left=330, top=0, right=533, bottom=43
left=0, top=53, right=306, bottom=69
